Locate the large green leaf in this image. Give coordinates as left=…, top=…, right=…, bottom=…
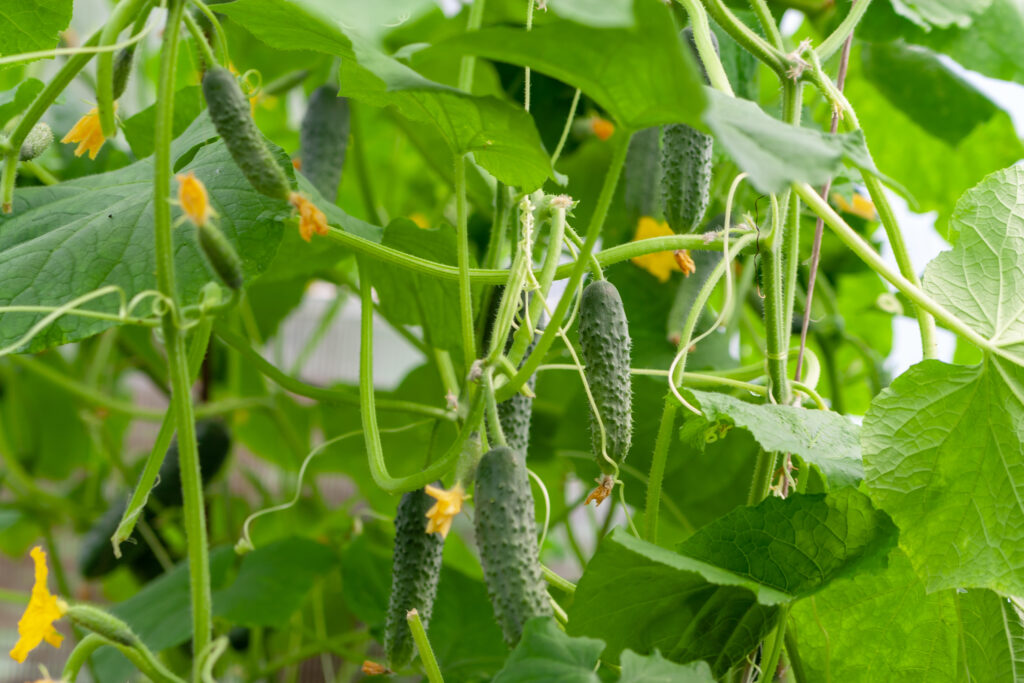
left=569, top=489, right=895, bottom=674
left=493, top=617, right=603, bottom=683
left=789, top=548, right=1024, bottom=682
left=889, top=0, right=992, bottom=28
left=433, top=0, right=706, bottom=131
left=618, top=650, right=716, bottom=683
left=567, top=528, right=782, bottom=675
left=860, top=42, right=997, bottom=146
left=864, top=168, right=1024, bottom=594
left=0, top=116, right=287, bottom=353
left=0, top=0, right=73, bottom=62
left=788, top=549, right=960, bottom=682
left=217, top=0, right=551, bottom=189
left=678, top=489, right=897, bottom=597
left=681, top=390, right=864, bottom=488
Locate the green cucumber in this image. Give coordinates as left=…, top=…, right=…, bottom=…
left=385, top=487, right=445, bottom=669
left=496, top=295, right=540, bottom=459
left=474, top=446, right=550, bottom=646
left=197, top=222, right=244, bottom=290
left=111, top=45, right=136, bottom=101
left=150, top=419, right=232, bottom=508
left=660, top=28, right=717, bottom=234
left=624, top=126, right=661, bottom=223
left=578, top=280, right=633, bottom=474
left=19, top=123, right=53, bottom=161
left=202, top=67, right=291, bottom=201
left=299, top=85, right=350, bottom=202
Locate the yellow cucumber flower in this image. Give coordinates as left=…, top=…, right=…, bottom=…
left=61, top=106, right=112, bottom=160
left=424, top=483, right=468, bottom=538
left=176, top=171, right=215, bottom=227
left=288, top=192, right=328, bottom=242
left=630, top=216, right=684, bottom=283
left=9, top=547, right=68, bottom=663
left=831, top=191, right=877, bottom=220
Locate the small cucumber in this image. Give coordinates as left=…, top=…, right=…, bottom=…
left=474, top=446, right=550, bottom=646
left=150, top=419, right=232, bottom=508
left=496, top=295, right=540, bottom=459
left=202, top=67, right=291, bottom=201
left=624, top=126, right=661, bottom=223
left=660, top=27, right=717, bottom=234
left=111, top=45, right=136, bottom=101
left=385, top=487, right=445, bottom=669
left=299, top=85, right=350, bottom=202
left=578, top=280, right=633, bottom=474
left=197, top=222, right=244, bottom=290
left=19, top=123, right=53, bottom=161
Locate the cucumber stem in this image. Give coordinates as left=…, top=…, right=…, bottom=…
left=407, top=610, right=445, bottom=683
left=153, top=1, right=213, bottom=669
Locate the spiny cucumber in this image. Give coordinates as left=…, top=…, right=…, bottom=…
left=474, top=446, right=550, bottom=646
left=19, top=123, right=53, bottom=161
left=202, top=67, right=291, bottom=201
left=299, top=85, right=350, bottom=202
left=197, top=222, right=244, bottom=290
left=660, top=27, right=717, bottom=234
left=385, top=487, right=445, bottom=669
left=578, top=280, right=632, bottom=474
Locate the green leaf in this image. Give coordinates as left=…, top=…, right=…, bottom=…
left=702, top=89, right=883, bottom=194
left=681, top=389, right=863, bottom=488
left=863, top=359, right=1024, bottom=594
left=217, top=0, right=552, bottom=189
left=433, top=0, right=706, bottom=130
left=860, top=42, right=997, bottom=146
left=214, top=536, right=335, bottom=625
left=889, top=0, right=992, bottom=28
left=926, top=166, right=1024, bottom=358
left=678, top=489, right=897, bottom=598
left=956, top=589, right=1024, bottom=680
left=0, top=0, right=73, bottom=62
left=618, top=650, right=716, bottom=683
left=0, top=78, right=43, bottom=129
left=0, top=115, right=286, bottom=353
left=365, top=218, right=464, bottom=353
left=788, top=549, right=960, bottom=682
left=567, top=527, right=783, bottom=675
left=493, top=617, right=603, bottom=683
left=546, top=0, right=635, bottom=27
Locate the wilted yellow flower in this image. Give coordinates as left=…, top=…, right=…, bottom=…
left=424, top=483, right=468, bottom=538
left=61, top=107, right=110, bottom=160
left=288, top=192, right=328, bottom=242
left=175, top=171, right=215, bottom=227
left=362, top=660, right=390, bottom=675
left=9, top=547, right=67, bottom=663
left=590, top=116, right=615, bottom=141
left=832, top=192, right=877, bottom=220
left=674, top=249, right=696, bottom=277
left=631, top=216, right=682, bottom=283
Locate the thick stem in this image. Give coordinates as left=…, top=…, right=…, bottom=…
left=762, top=198, right=790, bottom=404
left=700, top=0, right=787, bottom=74
left=457, top=0, right=487, bottom=91
left=153, top=0, right=211, bottom=668
left=407, top=609, right=445, bottom=683
left=643, top=399, right=678, bottom=543
left=357, top=259, right=484, bottom=492
left=748, top=0, right=784, bottom=50
left=453, top=154, right=477, bottom=368
left=495, top=132, right=631, bottom=401
left=96, top=0, right=149, bottom=137
left=760, top=606, right=790, bottom=683
left=747, top=450, right=777, bottom=504
left=677, top=0, right=736, bottom=96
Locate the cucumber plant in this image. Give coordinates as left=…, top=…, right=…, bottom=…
left=0, top=1, right=1022, bottom=682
